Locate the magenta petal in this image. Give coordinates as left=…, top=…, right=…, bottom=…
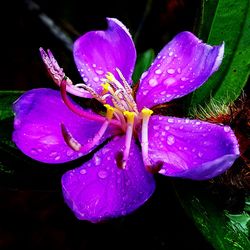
left=144, top=115, right=239, bottom=180
left=62, top=136, right=155, bottom=222
left=73, top=18, right=136, bottom=93
left=136, top=32, right=224, bottom=110
left=13, top=88, right=112, bottom=164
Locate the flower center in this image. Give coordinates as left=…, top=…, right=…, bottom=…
left=59, top=69, right=160, bottom=171
left=41, top=47, right=159, bottom=171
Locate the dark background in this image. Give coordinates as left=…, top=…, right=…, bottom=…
left=0, top=0, right=214, bottom=249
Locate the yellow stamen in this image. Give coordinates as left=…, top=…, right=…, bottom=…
left=101, top=82, right=111, bottom=94
left=141, top=108, right=153, bottom=117
left=123, top=111, right=135, bottom=124
left=104, top=104, right=115, bottom=120
left=106, top=72, right=115, bottom=82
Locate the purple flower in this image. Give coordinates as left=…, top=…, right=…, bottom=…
left=12, top=18, right=239, bottom=222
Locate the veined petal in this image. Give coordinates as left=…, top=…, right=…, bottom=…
left=74, top=18, right=136, bottom=93
left=143, top=115, right=239, bottom=180
left=12, top=89, right=112, bottom=164
left=136, top=32, right=224, bottom=110
left=62, top=136, right=155, bottom=223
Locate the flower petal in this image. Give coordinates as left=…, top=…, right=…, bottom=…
left=74, top=18, right=136, bottom=93
left=143, top=115, right=239, bottom=180
left=62, top=136, right=155, bottom=222
left=136, top=32, right=224, bottom=110
left=13, top=88, right=112, bottom=164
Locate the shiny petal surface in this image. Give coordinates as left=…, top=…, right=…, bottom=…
left=144, top=115, right=239, bottom=180
left=13, top=88, right=112, bottom=164
left=74, top=18, right=136, bottom=93
left=136, top=32, right=224, bottom=110
left=62, top=136, right=155, bottom=223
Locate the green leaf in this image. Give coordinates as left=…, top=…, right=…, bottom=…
left=0, top=91, right=24, bottom=120
left=190, top=0, right=250, bottom=109
left=197, top=0, right=219, bottom=41
left=132, top=49, right=155, bottom=84
left=175, top=181, right=250, bottom=250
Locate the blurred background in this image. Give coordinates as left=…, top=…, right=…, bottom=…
left=0, top=0, right=215, bottom=249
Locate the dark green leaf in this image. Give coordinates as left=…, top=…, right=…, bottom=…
left=132, top=49, right=155, bottom=84
left=190, top=0, right=250, bottom=109
left=0, top=91, right=24, bottom=120
left=175, top=181, right=250, bottom=250
left=197, top=0, right=219, bottom=41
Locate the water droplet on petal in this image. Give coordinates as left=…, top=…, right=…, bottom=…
left=98, top=170, right=108, bottom=179
left=149, top=78, right=158, bottom=87
left=177, top=68, right=182, bottom=74
left=154, top=132, right=159, bottom=138
left=160, top=91, right=166, bottom=95
left=83, top=77, right=88, bottom=83
left=94, top=156, right=101, bottom=166
left=31, top=148, right=39, bottom=155
left=153, top=125, right=159, bottom=130
left=167, top=69, right=175, bottom=74
left=164, top=77, right=176, bottom=85
left=167, top=135, right=175, bottom=145
left=55, top=156, right=61, bottom=161
left=80, top=169, right=87, bottom=175
left=143, top=90, right=149, bottom=96
left=168, top=51, right=174, bottom=56
left=168, top=118, right=174, bottom=123
left=93, top=76, right=99, bottom=82
left=224, top=126, right=231, bottom=132
left=78, top=152, right=83, bottom=157
left=141, top=71, right=148, bottom=79
left=198, top=152, right=203, bottom=158
left=181, top=77, right=188, bottom=81
left=165, top=125, right=170, bottom=131
left=102, top=147, right=111, bottom=155
left=49, top=151, right=58, bottom=157
left=92, top=64, right=96, bottom=68
left=155, top=69, right=162, bottom=75
left=96, top=69, right=104, bottom=75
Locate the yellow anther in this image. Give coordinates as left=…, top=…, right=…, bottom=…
left=123, top=111, right=135, bottom=123
left=141, top=108, right=153, bottom=117
left=101, top=82, right=110, bottom=94
left=104, top=104, right=115, bottom=120
left=106, top=72, right=115, bottom=82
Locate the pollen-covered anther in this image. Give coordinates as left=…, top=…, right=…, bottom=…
left=101, top=82, right=111, bottom=95
left=124, top=111, right=136, bottom=124
left=106, top=72, right=116, bottom=82
left=141, top=108, right=154, bottom=117
left=104, top=104, right=115, bottom=120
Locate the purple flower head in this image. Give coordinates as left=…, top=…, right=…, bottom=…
left=12, top=18, right=239, bottom=223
